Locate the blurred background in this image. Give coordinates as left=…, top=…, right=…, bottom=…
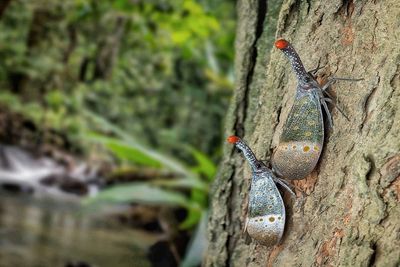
left=0, top=0, right=235, bottom=266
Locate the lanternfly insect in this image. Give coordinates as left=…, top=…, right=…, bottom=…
left=227, top=135, right=289, bottom=246
left=271, top=39, right=361, bottom=180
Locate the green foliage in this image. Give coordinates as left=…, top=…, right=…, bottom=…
left=186, top=145, right=217, bottom=181
left=0, top=0, right=235, bottom=265
left=0, top=0, right=234, bottom=160
left=84, top=117, right=212, bottom=228
left=89, top=133, right=163, bottom=168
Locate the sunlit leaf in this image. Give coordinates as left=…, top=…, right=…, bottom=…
left=171, top=30, right=191, bottom=45
left=183, top=0, right=203, bottom=15
left=112, top=0, right=134, bottom=12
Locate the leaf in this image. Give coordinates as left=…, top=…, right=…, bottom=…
left=112, top=0, right=134, bottom=12
left=90, top=133, right=162, bottom=167
left=83, top=111, right=197, bottom=177
left=186, top=146, right=216, bottom=180
left=179, top=206, right=201, bottom=229
left=85, top=183, right=191, bottom=208
left=180, top=210, right=208, bottom=267
left=83, top=110, right=135, bottom=142
left=45, top=90, right=65, bottom=108
left=171, top=30, right=191, bottom=45
left=151, top=178, right=208, bottom=191
left=190, top=188, right=208, bottom=208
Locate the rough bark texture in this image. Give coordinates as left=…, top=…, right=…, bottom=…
left=205, top=0, right=400, bottom=266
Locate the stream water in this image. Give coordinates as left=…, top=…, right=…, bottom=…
left=0, top=192, right=154, bottom=267
left=0, top=146, right=155, bottom=267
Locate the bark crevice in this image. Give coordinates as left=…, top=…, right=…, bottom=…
left=241, top=0, right=268, bottom=136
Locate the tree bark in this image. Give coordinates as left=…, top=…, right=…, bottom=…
left=205, top=0, right=400, bottom=266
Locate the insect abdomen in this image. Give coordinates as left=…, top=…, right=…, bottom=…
left=272, top=92, right=324, bottom=179
left=246, top=173, right=285, bottom=246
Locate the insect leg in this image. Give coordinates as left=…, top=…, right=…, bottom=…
left=272, top=177, right=296, bottom=198
left=321, top=98, right=334, bottom=128
left=323, top=97, right=350, bottom=121
left=307, top=63, right=326, bottom=77
left=319, top=76, right=361, bottom=125
left=260, top=159, right=271, bottom=165
left=321, top=77, right=361, bottom=121
left=242, top=217, right=252, bottom=244
left=322, top=77, right=363, bottom=92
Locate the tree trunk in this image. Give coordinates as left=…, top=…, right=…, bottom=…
left=205, top=0, right=400, bottom=266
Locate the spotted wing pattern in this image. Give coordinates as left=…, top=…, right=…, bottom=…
left=271, top=89, right=324, bottom=179
left=246, top=169, right=285, bottom=246
left=281, top=89, right=323, bottom=144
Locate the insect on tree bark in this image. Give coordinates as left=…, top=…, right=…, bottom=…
left=205, top=0, right=400, bottom=266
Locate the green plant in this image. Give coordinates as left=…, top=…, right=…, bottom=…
left=84, top=112, right=215, bottom=227
left=84, top=114, right=216, bottom=266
